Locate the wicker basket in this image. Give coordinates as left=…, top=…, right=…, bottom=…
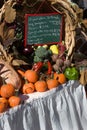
left=0, top=0, right=84, bottom=61
left=48, top=0, right=83, bottom=60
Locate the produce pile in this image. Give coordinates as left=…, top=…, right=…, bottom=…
left=0, top=0, right=87, bottom=114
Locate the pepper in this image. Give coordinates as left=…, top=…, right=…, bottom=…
left=46, top=61, right=52, bottom=75
left=32, top=61, right=52, bottom=74
left=50, top=45, right=59, bottom=54
left=64, top=67, right=79, bottom=80
left=32, top=62, right=43, bottom=72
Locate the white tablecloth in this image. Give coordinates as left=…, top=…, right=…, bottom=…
left=0, top=80, right=87, bottom=130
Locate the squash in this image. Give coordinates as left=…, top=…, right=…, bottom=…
left=0, top=83, right=15, bottom=98
left=0, top=60, right=21, bottom=89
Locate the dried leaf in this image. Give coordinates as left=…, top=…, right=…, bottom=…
left=0, top=43, right=13, bottom=63
left=12, top=59, right=28, bottom=66
left=79, top=70, right=86, bottom=86
left=5, top=28, right=15, bottom=39
left=4, top=3, right=16, bottom=23
left=0, top=21, right=15, bottom=46
left=0, top=22, right=5, bottom=39
left=82, top=19, right=87, bottom=29
left=3, top=28, right=15, bottom=46
left=85, top=70, right=87, bottom=84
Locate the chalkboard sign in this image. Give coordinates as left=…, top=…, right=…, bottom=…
left=25, top=13, right=63, bottom=46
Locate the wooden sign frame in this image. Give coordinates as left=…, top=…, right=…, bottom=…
left=24, top=12, right=64, bottom=46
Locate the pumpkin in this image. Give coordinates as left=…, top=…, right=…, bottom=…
left=0, top=83, right=15, bottom=98
left=24, top=70, right=39, bottom=83
left=22, top=82, right=35, bottom=94
left=54, top=73, right=66, bottom=84
left=8, top=96, right=21, bottom=108
left=35, top=80, right=48, bottom=92
left=47, top=79, right=59, bottom=90
left=0, top=98, right=8, bottom=113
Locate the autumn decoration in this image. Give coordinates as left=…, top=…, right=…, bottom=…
left=8, top=96, right=21, bottom=108
left=46, top=79, right=59, bottom=90
left=54, top=73, right=66, bottom=84
left=22, top=82, right=35, bottom=94
left=0, top=97, right=8, bottom=113
left=35, top=80, right=48, bottom=92
left=24, top=70, right=39, bottom=83
left=0, top=0, right=86, bottom=114
left=0, top=83, right=15, bottom=98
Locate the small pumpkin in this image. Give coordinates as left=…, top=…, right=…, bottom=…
left=54, top=73, right=66, bottom=84
left=35, top=80, right=48, bottom=92
left=24, top=70, right=39, bottom=83
left=0, top=83, right=15, bottom=98
left=8, top=96, right=21, bottom=108
left=0, top=98, right=8, bottom=113
left=47, top=79, right=59, bottom=90
left=22, top=82, right=35, bottom=94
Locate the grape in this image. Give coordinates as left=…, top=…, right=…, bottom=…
left=17, top=0, right=23, bottom=4
left=23, top=45, right=34, bottom=55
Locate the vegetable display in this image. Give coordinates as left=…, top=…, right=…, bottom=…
left=0, top=42, right=82, bottom=114
left=0, top=0, right=86, bottom=115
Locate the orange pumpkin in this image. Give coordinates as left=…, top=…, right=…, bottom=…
left=0, top=83, right=15, bottom=98
left=0, top=98, right=8, bottom=113
left=24, top=70, right=39, bottom=83
left=22, top=82, right=35, bottom=94
left=35, top=80, right=48, bottom=92
left=47, top=79, right=59, bottom=90
left=54, top=73, right=66, bottom=84
left=8, top=96, right=21, bottom=108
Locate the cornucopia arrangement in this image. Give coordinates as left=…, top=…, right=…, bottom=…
left=0, top=0, right=87, bottom=113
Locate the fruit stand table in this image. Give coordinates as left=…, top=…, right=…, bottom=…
left=0, top=0, right=87, bottom=130
left=0, top=80, right=87, bottom=130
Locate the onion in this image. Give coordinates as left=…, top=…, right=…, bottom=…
left=51, top=54, right=58, bottom=62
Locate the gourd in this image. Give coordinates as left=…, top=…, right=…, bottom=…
left=24, top=69, right=39, bottom=83
left=0, top=60, right=22, bottom=89
left=35, top=80, right=48, bottom=92
left=54, top=73, right=66, bottom=84
left=8, top=96, right=21, bottom=108
left=22, top=82, right=35, bottom=94
left=0, top=83, right=15, bottom=98
left=0, top=97, right=8, bottom=113
left=46, top=79, right=59, bottom=90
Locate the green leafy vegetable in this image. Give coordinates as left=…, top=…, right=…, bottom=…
left=34, top=46, right=52, bottom=63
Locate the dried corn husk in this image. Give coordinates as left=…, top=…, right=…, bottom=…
left=79, top=70, right=86, bottom=86
left=49, top=0, right=83, bottom=59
